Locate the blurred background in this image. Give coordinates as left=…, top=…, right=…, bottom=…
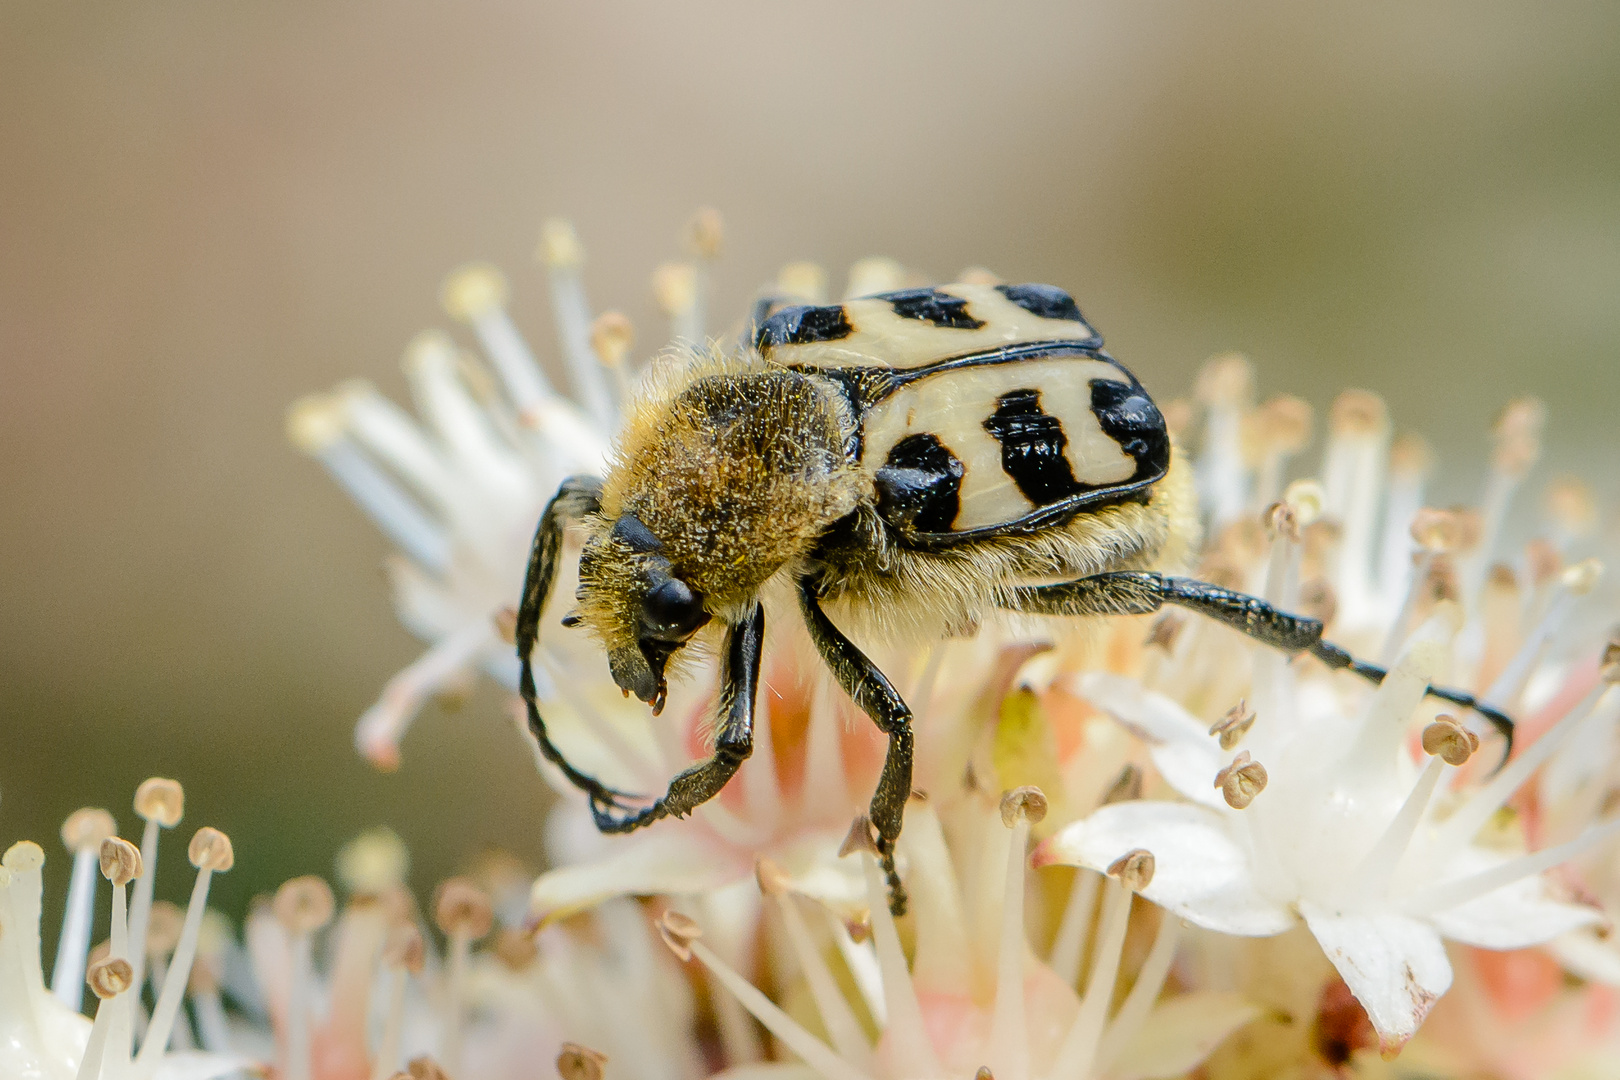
left=3, top=1, right=1618, bottom=947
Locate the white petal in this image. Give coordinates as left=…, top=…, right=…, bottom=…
left=1108, top=991, right=1259, bottom=1080
left=1034, top=802, right=1294, bottom=937
left=1426, top=874, right=1599, bottom=949
left=1298, top=901, right=1451, bottom=1051
left=1547, top=928, right=1620, bottom=987
left=530, top=828, right=745, bottom=924
left=1072, top=672, right=1227, bottom=807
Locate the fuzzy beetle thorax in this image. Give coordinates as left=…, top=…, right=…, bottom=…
left=573, top=367, right=863, bottom=702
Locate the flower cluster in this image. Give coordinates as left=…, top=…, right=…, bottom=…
left=22, top=209, right=1614, bottom=1080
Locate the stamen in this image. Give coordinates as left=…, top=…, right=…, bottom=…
left=1210, top=700, right=1257, bottom=751
left=683, top=207, right=724, bottom=344
left=1322, top=390, right=1390, bottom=628
left=898, top=801, right=970, bottom=993
left=76, top=958, right=134, bottom=1080
left=128, top=777, right=182, bottom=1018
left=1247, top=394, right=1313, bottom=511
left=1097, top=912, right=1184, bottom=1070
left=334, top=381, right=461, bottom=514
left=801, top=684, right=851, bottom=817
left=1194, top=352, right=1254, bottom=527
left=1376, top=434, right=1433, bottom=612
left=287, top=395, right=452, bottom=573
left=1464, top=397, right=1546, bottom=602
left=1434, top=685, right=1619, bottom=855
left=590, top=311, right=636, bottom=412
left=4, top=842, right=50, bottom=1044
left=535, top=222, right=618, bottom=430
left=1048, top=868, right=1101, bottom=989
left=1348, top=609, right=1457, bottom=773
left=272, top=875, right=334, bottom=1080
left=188, top=910, right=233, bottom=1054
left=744, top=692, right=783, bottom=821
left=656, top=912, right=873, bottom=1080
left=134, top=828, right=233, bottom=1079
left=435, top=878, right=493, bottom=1076
left=1050, top=866, right=1140, bottom=1080
left=1215, top=752, right=1268, bottom=809
left=756, top=860, right=873, bottom=1065
left=1421, top=716, right=1480, bottom=766
left=1351, top=756, right=1446, bottom=903
left=402, top=331, right=532, bottom=497
left=843, top=258, right=905, bottom=299
left=987, top=789, right=1046, bottom=1080
left=442, top=262, right=571, bottom=427
left=52, top=808, right=116, bottom=1010
left=1543, top=474, right=1597, bottom=549
left=556, top=1042, right=609, bottom=1080
left=1482, top=559, right=1604, bottom=709
left=652, top=263, right=701, bottom=346
left=372, top=922, right=424, bottom=1080
left=845, top=816, right=942, bottom=1076
left=826, top=909, right=886, bottom=1026
left=1411, top=817, right=1620, bottom=914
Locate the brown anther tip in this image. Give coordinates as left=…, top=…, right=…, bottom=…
left=1422, top=716, right=1480, bottom=766
left=1328, top=389, right=1388, bottom=437
left=1209, top=700, right=1257, bottom=751
left=1262, top=502, right=1299, bottom=543
left=1215, top=752, right=1268, bottom=810
left=440, top=263, right=509, bottom=322
left=590, top=311, right=634, bottom=369
left=1283, top=479, right=1325, bottom=526
left=1102, top=764, right=1144, bottom=805
left=1145, top=612, right=1184, bottom=651
left=1602, top=634, right=1620, bottom=684
left=492, top=607, right=519, bottom=646
left=975, top=1068, right=995, bottom=1080
left=88, top=957, right=134, bottom=1000
left=1410, top=508, right=1462, bottom=554
left=145, top=901, right=185, bottom=957
left=1252, top=394, right=1313, bottom=454
left=557, top=1043, right=609, bottom=1080
left=63, top=808, right=118, bottom=853
left=1195, top=352, right=1253, bottom=406
left=1107, top=848, right=1156, bottom=891
left=98, top=837, right=142, bottom=886
left=657, top=911, right=702, bottom=961
left=406, top=1056, right=453, bottom=1080
left=434, top=877, right=494, bottom=940
left=383, top=922, right=426, bottom=974
left=776, top=261, right=828, bottom=303
left=188, top=827, right=234, bottom=872
left=651, top=262, right=697, bottom=316
left=956, top=266, right=1002, bottom=286
left=493, top=927, right=538, bottom=971
left=1544, top=475, right=1598, bottom=535
left=999, top=786, right=1049, bottom=827
left=274, top=876, right=335, bottom=934
left=909, top=788, right=929, bottom=803
left=684, top=206, right=725, bottom=260
left=754, top=857, right=791, bottom=897
left=838, top=816, right=879, bottom=858
left=134, top=777, right=185, bottom=827
left=1160, top=398, right=1194, bottom=438
left=844, top=917, right=872, bottom=944
left=1388, top=433, right=1434, bottom=478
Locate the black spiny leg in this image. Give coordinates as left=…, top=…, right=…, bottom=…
left=799, top=575, right=912, bottom=917
left=1004, top=572, right=1514, bottom=760
left=590, top=602, right=765, bottom=833
left=516, top=475, right=644, bottom=822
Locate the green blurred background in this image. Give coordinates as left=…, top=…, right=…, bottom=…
left=3, top=1, right=1618, bottom=951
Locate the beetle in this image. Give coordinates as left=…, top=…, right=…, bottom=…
left=515, top=282, right=1512, bottom=915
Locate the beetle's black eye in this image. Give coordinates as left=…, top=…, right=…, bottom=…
left=641, top=577, right=708, bottom=639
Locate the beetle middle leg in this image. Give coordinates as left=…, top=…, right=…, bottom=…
left=590, top=603, right=765, bottom=833
left=799, top=574, right=913, bottom=918
left=1002, top=571, right=1514, bottom=759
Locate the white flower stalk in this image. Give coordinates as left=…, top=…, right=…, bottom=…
left=0, top=784, right=244, bottom=1080
left=1035, top=368, right=1615, bottom=1053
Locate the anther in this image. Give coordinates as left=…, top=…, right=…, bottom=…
left=434, top=877, right=494, bottom=940
left=754, top=857, right=791, bottom=897
left=684, top=207, right=724, bottom=260
left=1000, top=785, right=1049, bottom=827
left=1561, top=558, right=1604, bottom=594
left=657, top=911, right=701, bottom=961
left=98, top=837, right=142, bottom=886
left=440, top=264, right=509, bottom=323
left=145, top=901, right=184, bottom=958
left=844, top=917, right=872, bottom=944
left=1215, top=752, right=1268, bottom=809
left=974, top=1068, right=995, bottom=1080
left=838, top=815, right=879, bottom=858
left=1492, top=397, right=1546, bottom=477
left=88, top=957, right=134, bottom=1000
left=1599, top=633, right=1619, bottom=684
left=492, top=607, right=519, bottom=646
left=956, top=266, right=1001, bottom=286
left=1263, top=501, right=1298, bottom=542
left=557, top=1043, right=609, bottom=1080
left=1422, top=716, right=1480, bottom=766
left=337, top=826, right=410, bottom=895
left=285, top=393, right=346, bottom=453
left=651, top=263, right=697, bottom=317
left=845, top=256, right=906, bottom=297
left=383, top=922, right=426, bottom=973
left=538, top=219, right=584, bottom=268
left=1209, top=700, right=1257, bottom=751
left=1388, top=433, right=1434, bottom=478
left=1284, top=479, right=1326, bottom=525
left=1102, top=764, right=1143, bottom=805
left=589, top=311, right=634, bottom=368
left=62, top=808, right=117, bottom=854
left=1251, top=394, right=1313, bottom=455
left=1300, top=578, right=1338, bottom=626
left=1328, top=389, right=1389, bottom=437
left=1107, top=849, right=1156, bottom=891
left=406, top=1057, right=452, bottom=1080
left=1526, top=539, right=1563, bottom=588
left=776, top=261, right=828, bottom=303
left=3, top=840, right=44, bottom=871
left=1195, top=352, right=1253, bottom=406
left=493, top=927, right=538, bottom=971
left=135, top=777, right=185, bottom=827
left=274, top=876, right=335, bottom=934
left=188, top=827, right=234, bottom=871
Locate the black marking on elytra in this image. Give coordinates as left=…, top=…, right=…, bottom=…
left=996, top=283, right=1091, bottom=328
left=874, top=433, right=964, bottom=534
left=610, top=512, right=664, bottom=554
left=755, top=303, right=854, bottom=349
left=1089, top=378, right=1169, bottom=481
left=876, top=287, right=985, bottom=330
left=982, top=389, right=1085, bottom=506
